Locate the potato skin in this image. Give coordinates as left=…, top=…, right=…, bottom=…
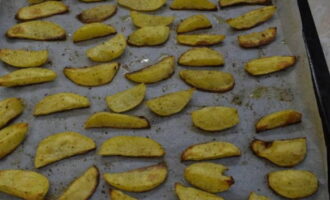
left=219, top=0, right=272, bottom=7
left=73, top=23, right=116, bottom=43
left=178, top=47, right=224, bottom=66
left=170, top=0, right=218, bottom=10
left=238, top=27, right=277, bottom=48
left=130, top=11, right=174, bottom=28
left=117, top=0, right=166, bottom=11
left=127, top=26, right=170, bottom=46
left=0, top=98, right=24, bottom=129
left=177, top=15, right=212, bottom=33
left=0, top=49, right=48, bottom=68
left=177, top=34, right=225, bottom=46
left=77, top=4, right=117, bottom=23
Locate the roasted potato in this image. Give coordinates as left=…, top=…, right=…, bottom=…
left=80, top=0, right=105, bottom=2
left=177, top=34, right=225, bottom=46
left=245, top=56, right=296, bottom=76
left=73, top=23, right=116, bottom=42
left=128, top=26, right=170, bottom=46
left=177, top=15, right=212, bottom=33
left=106, top=84, right=146, bottom=113
left=34, top=131, right=96, bottom=168
left=64, top=62, right=119, bottom=87
left=238, top=27, right=276, bottom=48
left=109, top=189, right=137, bottom=200
left=180, top=70, right=235, bottom=92
left=248, top=192, right=270, bottom=200
left=184, top=162, right=234, bottom=193
left=219, top=0, right=271, bottom=7
left=179, top=47, right=224, bottom=66
left=226, top=6, right=276, bottom=30
left=251, top=138, right=306, bottom=167
left=77, top=4, right=117, bottom=23
left=98, top=136, right=165, bottom=157
left=0, top=68, right=57, bottom=87
left=146, top=88, right=194, bottom=116
left=6, top=20, right=66, bottom=41
left=0, top=98, right=24, bottom=129
left=0, top=170, right=49, bottom=200
left=268, top=170, right=318, bottom=199
left=117, top=0, right=166, bottom=11
left=175, top=183, right=224, bottom=200
left=104, top=162, right=167, bottom=192
left=85, top=112, right=150, bottom=129
left=131, top=11, right=174, bottom=28
left=86, top=34, right=127, bottom=62
left=0, top=49, right=48, bottom=68
left=125, top=56, right=175, bottom=84
left=28, top=0, right=61, bottom=4
left=58, top=166, right=99, bottom=200
left=170, top=0, right=217, bottom=10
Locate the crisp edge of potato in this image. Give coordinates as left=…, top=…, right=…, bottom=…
left=219, top=0, right=272, bottom=8
left=76, top=6, right=118, bottom=23
left=238, top=27, right=277, bottom=48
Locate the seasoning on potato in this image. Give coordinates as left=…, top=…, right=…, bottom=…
left=131, top=11, right=174, bottom=28
left=177, top=34, right=225, bottom=46
left=104, top=162, right=168, bottom=192
left=0, top=49, right=48, bottom=68
left=179, top=48, right=224, bottom=66
left=73, top=23, right=116, bottom=42
left=175, top=183, right=224, bottom=200
left=238, top=27, right=277, bottom=48
left=170, top=0, right=217, bottom=10
left=117, top=0, right=166, bottom=11
left=248, top=192, right=270, bottom=200
left=177, top=15, right=212, bottom=33
left=128, top=26, right=170, bottom=46
left=0, top=98, right=24, bottom=129
left=110, top=189, right=137, bottom=200
left=77, top=4, right=117, bottom=23
left=34, top=131, right=96, bottom=168
left=219, top=0, right=271, bottom=7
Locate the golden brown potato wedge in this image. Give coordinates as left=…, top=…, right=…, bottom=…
left=98, top=136, right=165, bottom=157
left=58, top=166, right=99, bottom=200
left=128, top=26, right=170, bottom=46
left=28, top=0, right=61, bottom=4
left=125, top=56, right=175, bottom=84
left=64, top=62, right=119, bottom=87
left=248, top=192, right=270, bottom=200
left=80, top=0, right=105, bottom=2
left=180, top=70, right=235, bottom=92
left=245, top=56, right=296, bottom=76
left=34, top=131, right=96, bottom=168
left=117, top=0, right=166, bottom=11
left=177, top=34, right=225, bottom=46
left=85, top=112, right=150, bottom=129
left=131, top=11, right=174, bottom=28
left=146, top=88, right=194, bottom=116
left=238, top=27, right=276, bottom=48
left=6, top=20, right=66, bottom=41
left=226, top=6, right=276, bottom=30
left=179, top=47, right=224, bottom=66
left=184, top=162, right=234, bottom=193
left=170, top=0, right=217, bottom=10
left=109, top=189, right=137, bottom=200
left=0, top=98, right=24, bottom=129
left=106, top=84, right=146, bottom=113
left=0, top=68, right=57, bottom=87
left=175, top=183, right=224, bottom=200
left=0, top=170, right=49, bottom=200
left=0, top=49, right=48, bottom=68
left=73, top=23, right=116, bottom=42
left=77, top=4, right=117, bottom=23
left=219, top=0, right=271, bottom=7
left=268, top=170, right=318, bottom=199
left=104, top=162, right=167, bottom=192
left=177, top=15, right=212, bottom=33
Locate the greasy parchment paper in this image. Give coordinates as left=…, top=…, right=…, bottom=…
left=0, top=0, right=328, bottom=199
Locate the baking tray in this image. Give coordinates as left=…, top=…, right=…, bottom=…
left=0, top=0, right=329, bottom=199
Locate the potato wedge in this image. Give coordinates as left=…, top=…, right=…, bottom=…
left=219, top=0, right=271, bottom=7
left=131, top=11, right=174, bottom=28
left=77, top=4, right=117, bottom=23
left=0, top=170, right=49, bottom=200
left=0, top=123, right=28, bottom=159
left=28, top=0, right=61, bottom=4
left=177, top=34, right=225, bottom=46
left=106, top=84, right=146, bottom=113
left=170, top=0, right=217, bottom=10
left=248, top=192, right=270, bottom=200
left=109, top=189, right=137, bottom=200
left=251, top=138, right=306, bottom=167
left=238, top=27, right=277, bottom=48
left=104, top=163, right=167, bottom=192
left=99, top=136, right=165, bottom=157
left=73, top=23, right=116, bottom=42
left=226, top=6, right=276, bottom=30
left=182, top=141, right=240, bottom=161
left=192, top=106, right=239, bottom=132
left=80, top=0, right=105, bottom=2
left=146, top=88, right=194, bottom=116
left=16, top=1, right=68, bottom=21
left=179, top=48, right=224, bottom=66
left=184, top=162, right=234, bottom=193
left=128, top=26, right=170, bottom=46
left=268, top=170, right=318, bottom=199
left=180, top=70, right=234, bottom=92
left=87, top=34, right=126, bottom=62
left=6, top=20, right=66, bottom=41
left=177, top=15, right=212, bottom=33
left=125, top=56, right=175, bottom=84
left=35, top=131, right=96, bottom=168
left=85, top=112, right=150, bottom=129
left=0, top=49, right=48, bottom=68
left=117, top=0, right=166, bottom=11
left=245, top=56, right=296, bottom=76
left=175, top=183, right=224, bottom=200
left=0, top=98, right=24, bottom=129
left=0, top=68, right=57, bottom=87
left=64, top=62, right=119, bottom=87
left=58, top=166, right=99, bottom=200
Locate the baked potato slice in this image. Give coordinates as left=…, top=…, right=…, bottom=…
left=268, top=170, right=318, bottom=199
left=146, top=88, right=194, bottom=116
left=125, top=56, right=175, bottom=84
left=85, top=112, right=150, bottom=129
left=219, top=0, right=271, bottom=7
left=80, top=0, right=105, bottom=2
left=131, top=11, right=174, bottom=28
left=73, top=23, right=116, bottom=42
left=104, top=162, right=167, bottom=192
left=117, top=0, right=166, bottom=11
left=58, top=166, right=99, bottom=200
left=175, top=183, right=224, bottom=200
left=177, top=34, right=225, bottom=46
left=34, top=131, right=96, bottom=168
left=0, top=49, right=48, bottom=68
left=77, top=4, right=117, bottom=23
left=0, top=98, right=24, bottom=129
left=178, top=47, right=224, bottom=66
left=0, top=170, right=49, bottom=200
left=170, top=0, right=217, bottom=10
left=6, top=20, right=66, bottom=41
left=64, top=62, right=119, bottom=87
left=106, top=84, right=146, bottom=113
left=238, top=27, right=276, bottom=48
left=109, top=189, right=137, bottom=200
left=128, top=26, right=170, bottom=46
left=28, top=0, right=61, bottom=4
left=184, top=162, right=234, bottom=193
left=180, top=70, right=235, bottom=92
left=98, top=136, right=165, bottom=157
left=226, top=6, right=276, bottom=30
left=248, top=192, right=270, bottom=200
left=177, top=15, right=212, bottom=33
